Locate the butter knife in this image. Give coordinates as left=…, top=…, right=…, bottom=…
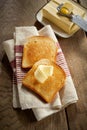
left=57, top=4, right=87, bottom=32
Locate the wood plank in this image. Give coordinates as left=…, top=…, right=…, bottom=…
left=79, top=0, right=87, bottom=9
left=34, top=111, right=68, bottom=130
left=0, top=0, right=68, bottom=130
left=58, top=30, right=87, bottom=130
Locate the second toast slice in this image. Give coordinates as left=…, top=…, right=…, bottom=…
left=22, top=36, right=57, bottom=68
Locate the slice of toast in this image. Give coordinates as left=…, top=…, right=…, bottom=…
left=22, top=59, right=66, bottom=103
left=22, top=36, right=57, bottom=68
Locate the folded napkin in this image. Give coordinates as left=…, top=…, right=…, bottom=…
left=3, top=25, right=78, bottom=121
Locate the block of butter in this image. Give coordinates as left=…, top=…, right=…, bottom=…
left=42, top=0, right=86, bottom=34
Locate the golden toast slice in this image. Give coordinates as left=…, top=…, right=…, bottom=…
left=22, top=36, right=57, bottom=68
left=22, top=59, right=66, bottom=103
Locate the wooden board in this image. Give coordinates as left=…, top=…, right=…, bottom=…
left=0, top=0, right=68, bottom=130
left=79, top=0, right=87, bottom=9
left=58, top=30, right=87, bottom=130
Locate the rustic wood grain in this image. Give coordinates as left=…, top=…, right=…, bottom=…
left=58, top=30, right=87, bottom=130
left=0, top=0, right=68, bottom=130
left=79, top=0, right=87, bottom=8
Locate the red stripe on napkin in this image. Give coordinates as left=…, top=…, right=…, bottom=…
left=15, top=51, right=26, bottom=83
left=14, top=45, right=23, bottom=53
left=56, top=51, right=70, bottom=76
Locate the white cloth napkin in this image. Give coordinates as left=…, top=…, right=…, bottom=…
left=3, top=25, right=78, bottom=121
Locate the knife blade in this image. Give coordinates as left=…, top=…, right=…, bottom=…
left=57, top=4, right=87, bottom=32
left=71, top=15, right=87, bottom=32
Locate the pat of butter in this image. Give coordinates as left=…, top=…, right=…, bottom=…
left=34, top=65, right=54, bottom=83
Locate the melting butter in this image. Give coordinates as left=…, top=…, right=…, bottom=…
left=34, top=65, right=54, bottom=83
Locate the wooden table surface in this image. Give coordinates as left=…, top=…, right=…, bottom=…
left=0, top=0, right=87, bottom=130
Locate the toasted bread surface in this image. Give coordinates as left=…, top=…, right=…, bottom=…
left=22, top=36, right=57, bottom=68
left=22, top=59, right=66, bottom=103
